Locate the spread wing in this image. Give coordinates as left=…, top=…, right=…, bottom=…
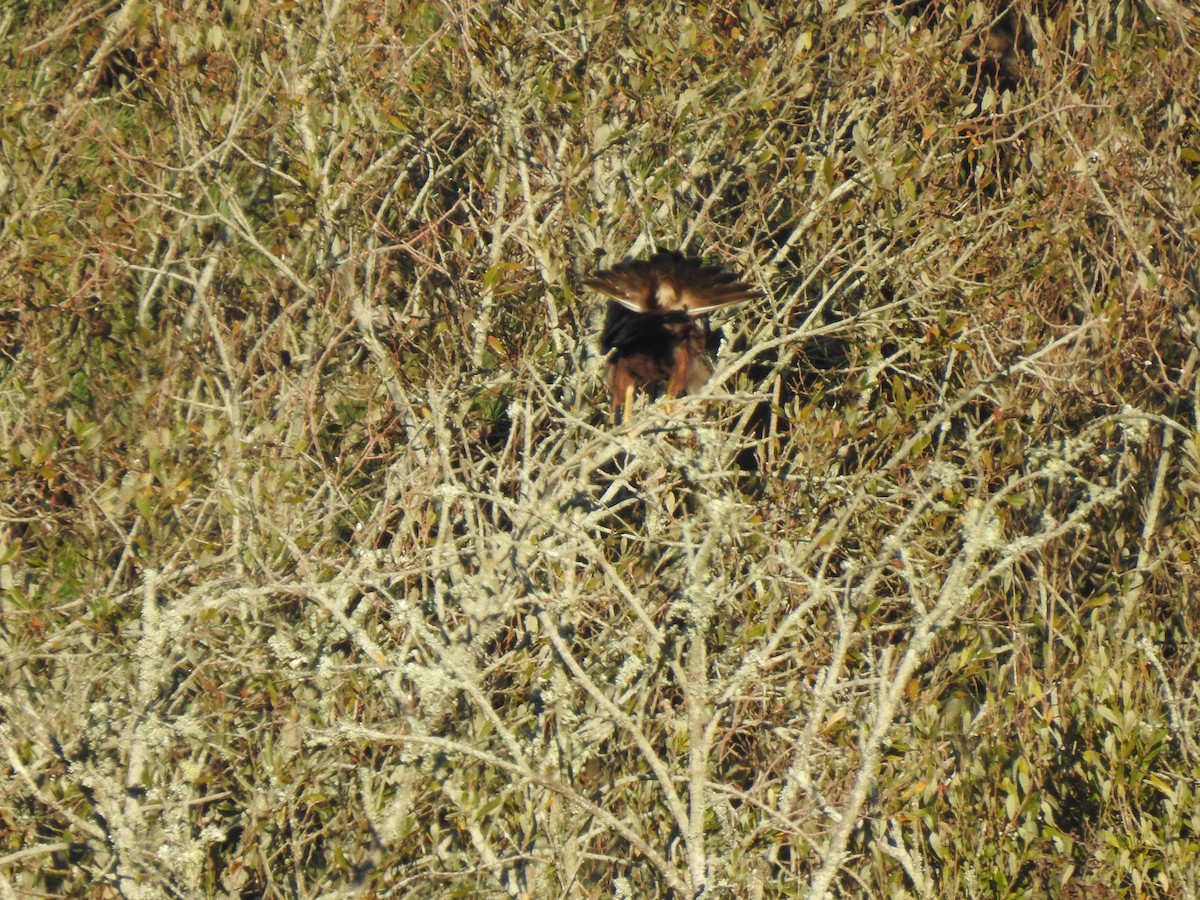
left=670, top=257, right=761, bottom=314
left=583, top=262, right=658, bottom=313
left=585, top=251, right=759, bottom=315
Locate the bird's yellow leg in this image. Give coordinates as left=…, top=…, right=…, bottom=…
left=664, top=346, right=689, bottom=412
left=623, top=382, right=635, bottom=422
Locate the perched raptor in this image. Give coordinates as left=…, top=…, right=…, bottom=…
left=585, top=250, right=759, bottom=418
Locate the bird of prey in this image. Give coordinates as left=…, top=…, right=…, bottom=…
left=585, top=250, right=759, bottom=419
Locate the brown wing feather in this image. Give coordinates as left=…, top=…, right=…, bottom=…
left=663, top=254, right=760, bottom=314
left=585, top=250, right=759, bottom=315
left=583, top=263, right=657, bottom=312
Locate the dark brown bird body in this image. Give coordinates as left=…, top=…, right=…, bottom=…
left=585, top=251, right=758, bottom=417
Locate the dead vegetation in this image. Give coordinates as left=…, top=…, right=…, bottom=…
left=2, top=0, right=1200, bottom=895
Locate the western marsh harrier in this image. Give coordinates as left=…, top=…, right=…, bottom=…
left=585, top=250, right=758, bottom=418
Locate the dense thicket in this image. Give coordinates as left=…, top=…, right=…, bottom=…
left=3, top=1, right=1199, bottom=895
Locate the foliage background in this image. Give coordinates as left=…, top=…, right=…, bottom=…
left=3, top=0, right=1200, bottom=896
